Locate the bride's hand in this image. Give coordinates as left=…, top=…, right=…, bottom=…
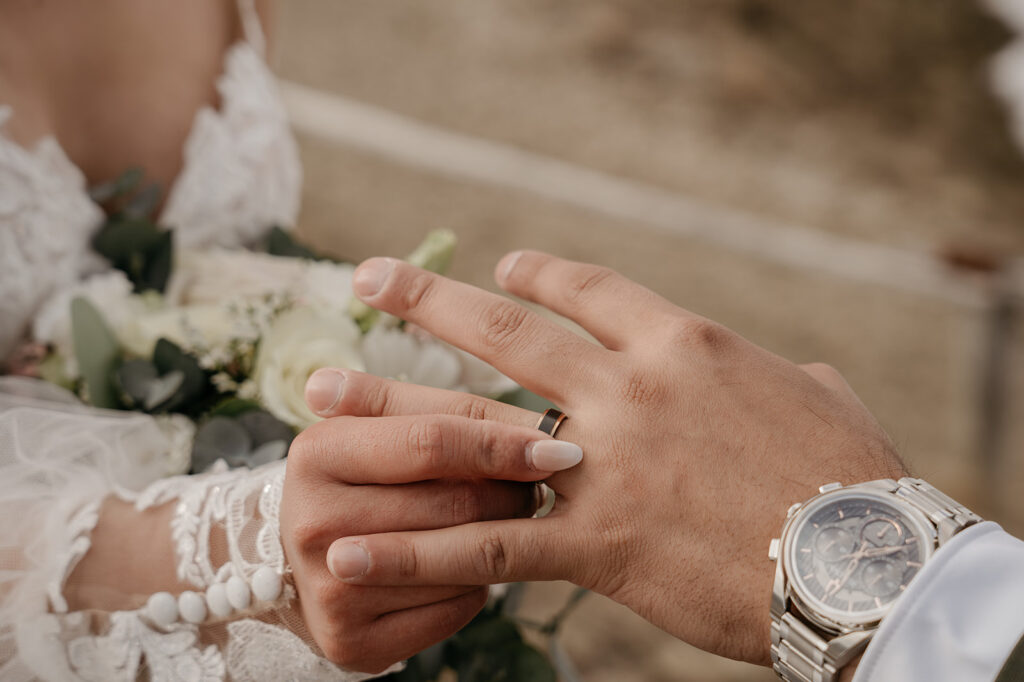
left=304, top=251, right=907, bottom=666
left=280, top=414, right=557, bottom=672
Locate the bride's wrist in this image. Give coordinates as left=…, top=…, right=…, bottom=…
left=64, top=497, right=189, bottom=612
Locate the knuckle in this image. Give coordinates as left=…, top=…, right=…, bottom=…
left=451, top=394, right=492, bottom=421
left=447, top=484, right=486, bottom=524
left=480, top=301, right=530, bottom=353
left=289, top=517, right=332, bottom=559
left=395, top=538, right=420, bottom=579
left=668, top=317, right=733, bottom=352
left=396, top=270, right=436, bottom=312
left=563, top=265, right=616, bottom=306
left=804, top=362, right=841, bottom=380
left=407, top=420, right=447, bottom=472
left=286, top=424, right=327, bottom=477
left=474, top=532, right=509, bottom=580
left=320, top=632, right=369, bottom=671
left=363, top=378, right=395, bottom=417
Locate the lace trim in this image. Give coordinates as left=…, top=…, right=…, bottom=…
left=47, top=501, right=102, bottom=615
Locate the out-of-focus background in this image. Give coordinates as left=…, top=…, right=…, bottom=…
left=271, top=2, right=1024, bottom=680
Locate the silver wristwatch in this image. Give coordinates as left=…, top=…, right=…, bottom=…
left=768, top=478, right=981, bottom=682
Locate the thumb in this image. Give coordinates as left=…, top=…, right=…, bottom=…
left=325, top=517, right=579, bottom=586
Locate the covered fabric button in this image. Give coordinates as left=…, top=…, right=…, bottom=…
left=178, top=590, right=207, bottom=624
left=226, top=575, right=251, bottom=611
left=146, top=592, right=179, bottom=627
left=251, top=566, right=282, bottom=602
left=206, top=583, right=233, bottom=619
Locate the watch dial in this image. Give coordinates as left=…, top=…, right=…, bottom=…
left=788, top=493, right=930, bottom=623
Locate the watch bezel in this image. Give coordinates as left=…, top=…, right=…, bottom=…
left=780, top=486, right=937, bottom=631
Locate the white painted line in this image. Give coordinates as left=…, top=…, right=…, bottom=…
left=281, top=80, right=1010, bottom=308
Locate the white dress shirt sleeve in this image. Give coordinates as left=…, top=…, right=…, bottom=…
left=854, top=521, right=1024, bottom=682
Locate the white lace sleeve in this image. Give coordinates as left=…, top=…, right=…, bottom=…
left=0, top=377, right=395, bottom=681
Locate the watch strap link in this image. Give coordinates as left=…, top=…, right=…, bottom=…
left=893, top=478, right=982, bottom=543
left=770, top=478, right=980, bottom=682
left=770, top=613, right=840, bottom=682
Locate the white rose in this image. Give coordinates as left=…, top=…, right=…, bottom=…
left=300, top=260, right=356, bottom=312
left=117, top=304, right=235, bottom=357
left=362, top=327, right=462, bottom=389
left=254, top=306, right=365, bottom=430
left=361, top=327, right=517, bottom=396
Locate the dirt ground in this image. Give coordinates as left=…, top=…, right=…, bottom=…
left=271, top=2, right=1024, bottom=680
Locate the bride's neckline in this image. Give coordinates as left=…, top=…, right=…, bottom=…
left=0, top=39, right=255, bottom=224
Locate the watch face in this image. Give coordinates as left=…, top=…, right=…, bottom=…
left=785, top=489, right=935, bottom=626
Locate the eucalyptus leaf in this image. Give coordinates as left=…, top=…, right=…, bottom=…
left=209, top=397, right=264, bottom=418
left=140, top=229, right=173, bottom=293
left=406, top=229, right=456, bottom=275
left=123, top=183, right=162, bottom=219
left=266, top=226, right=322, bottom=261
left=70, top=297, right=121, bottom=409
left=236, top=410, right=295, bottom=447
left=246, top=440, right=288, bottom=467
left=115, top=359, right=159, bottom=405
left=192, top=417, right=252, bottom=472
left=151, top=339, right=208, bottom=413
left=144, top=370, right=185, bottom=411
left=88, top=167, right=144, bottom=203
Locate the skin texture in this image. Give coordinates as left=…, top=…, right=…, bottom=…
left=308, top=250, right=908, bottom=670
left=279, top=417, right=544, bottom=672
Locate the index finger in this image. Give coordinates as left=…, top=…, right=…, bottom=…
left=293, top=415, right=585, bottom=485
left=352, top=258, right=611, bottom=407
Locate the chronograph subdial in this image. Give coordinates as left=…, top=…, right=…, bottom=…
left=860, top=517, right=903, bottom=547
left=859, top=558, right=906, bottom=598
left=812, top=526, right=857, bottom=562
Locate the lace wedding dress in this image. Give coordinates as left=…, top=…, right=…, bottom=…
left=0, top=2, right=388, bottom=680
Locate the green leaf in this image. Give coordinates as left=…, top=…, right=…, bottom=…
left=266, top=226, right=322, bottom=260
left=123, top=183, right=162, bottom=219
left=209, top=397, right=264, bottom=418
left=92, top=216, right=174, bottom=293
left=140, top=229, right=173, bottom=293
left=114, top=358, right=160, bottom=406
left=151, top=339, right=208, bottom=413
left=406, top=229, right=456, bottom=275
left=70, top=297, right=122, bottom=409
left=88, top=167, right=144, bottom=203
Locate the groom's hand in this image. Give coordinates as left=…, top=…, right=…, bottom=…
left=279, top=414, right=564, bottom=672
left=306, top=251, right=907, bottom=667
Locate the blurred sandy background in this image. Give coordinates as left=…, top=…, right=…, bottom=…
left=271, top=2, right=1024, bottom=680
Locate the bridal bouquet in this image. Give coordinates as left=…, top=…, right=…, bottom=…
left=10, top=170, right=581, bottom=681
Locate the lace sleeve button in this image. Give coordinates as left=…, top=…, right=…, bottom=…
left=146, top=592, right=179, bottom=627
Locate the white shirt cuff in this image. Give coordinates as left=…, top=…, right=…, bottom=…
left=854, top=521, right=1024, bottom=682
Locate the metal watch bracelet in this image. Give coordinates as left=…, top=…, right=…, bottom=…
left=770, top=478, right=982, bottom=682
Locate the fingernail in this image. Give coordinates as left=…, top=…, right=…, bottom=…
left=526, top=440, right=583, bottom=472
left=327, top=540, right=369, bottom=580
left=353, top=258, right=395, bottom=299
left=305, top=369, right=345, bottom=415
left=499, top=251, right=524, bottom=284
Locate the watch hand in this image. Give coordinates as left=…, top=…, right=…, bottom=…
left=824, top=540, right=868, bottom=600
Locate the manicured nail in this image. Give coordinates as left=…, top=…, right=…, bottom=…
left=353, top=258, right=396, bottom=298
left=327, top=540, right=369, bottom=580
left=526, top=440, right=583, bottom=472
left=305, top=369, right=345, bottom=415
left=499, top=251, right=524, bottom=284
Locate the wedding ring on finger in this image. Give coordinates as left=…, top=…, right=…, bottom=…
left=536, top=408, right=568, bottom=438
